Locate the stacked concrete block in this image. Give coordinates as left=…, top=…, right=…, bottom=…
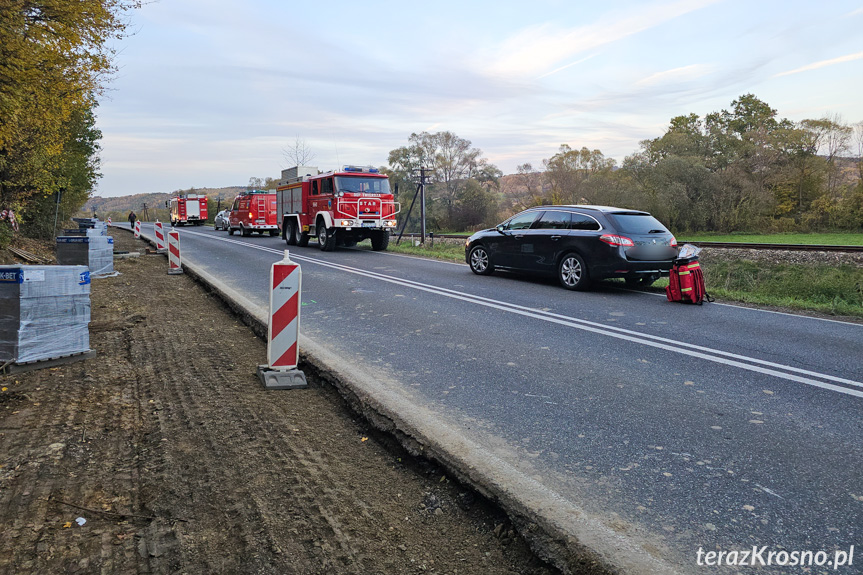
left=56, top=236, right=114, bottom=276
left=0, top=265, right=91, bottom=364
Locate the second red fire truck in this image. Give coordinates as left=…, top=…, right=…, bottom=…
left=168, top=194, right=208, bottom=226
left=276, top=165, right=399, bottom=251
left=227, top=190, right=279, bottom=236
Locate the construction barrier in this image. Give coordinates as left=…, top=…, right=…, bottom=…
left=154, top=220, right=166, bottom=252
left=167, top=228, right=183, bottom=275
left=106, top=217, right=112, bottom=226
left=257, top=250, right=307, bottom=389
left=134, top=220, right=141, bottom=238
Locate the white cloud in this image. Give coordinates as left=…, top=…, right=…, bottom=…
left=773, top=52, right=863, bottom=78
left=537, top=54, right=599, bottom=80
left=636, top=64, right=713, bottom=87
left=478, top=0, right=721, bottom=78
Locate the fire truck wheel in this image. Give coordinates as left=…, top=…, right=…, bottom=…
left=297, top=231, right=310, bottom=247
left=241, top=225, right=251, bottom=237
left=317, top=222, right=336, bottom=251
left=228, top=226, right=234, bottom=235
left=370, top=230, right=390, bottom=251
left=269, top=230, right=278, bottom=236
left=285, top=220, right=297, bottom=245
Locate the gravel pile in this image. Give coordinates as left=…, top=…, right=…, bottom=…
left=699, top=248, right=863, bottom=268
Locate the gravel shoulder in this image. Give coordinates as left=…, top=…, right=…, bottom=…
left=0, top=232, right=559, bottom=575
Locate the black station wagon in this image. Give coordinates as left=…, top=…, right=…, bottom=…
left=464, top=205, right=678, bottom=290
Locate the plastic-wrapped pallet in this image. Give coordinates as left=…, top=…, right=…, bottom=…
left=88, top=221, right=108, bottom=236
left=0, top=266, right=91, bottom=365
left=56, top=236, right=114, bottom=276
left=72, top=217, right=98, bottom=228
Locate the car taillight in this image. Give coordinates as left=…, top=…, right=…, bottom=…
left=599, top=234, right=634, bottom=247
left=670, top=237, right=678, bottom=247
left=248, top=212, right=253, bottom=219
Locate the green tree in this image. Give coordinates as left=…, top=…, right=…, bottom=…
left=542, top=145, right=616, bottom=205
left=387, top=131, right=500, bottom=230
left=0, top=0, right=138, bottom=238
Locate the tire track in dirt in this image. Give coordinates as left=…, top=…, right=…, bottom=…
left=131, top=313, right=368, bottom=573
left=2, top=231, right=559, bottom=575
left=0, top=316, right=152, bottom=573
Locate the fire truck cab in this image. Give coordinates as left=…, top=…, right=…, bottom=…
left=228, top=190, right=279, bottom=236
left=276, top=166, right=399, bottom=251
left=168, top=194, right=208, bottom=226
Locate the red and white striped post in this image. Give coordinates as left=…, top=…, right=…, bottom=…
left=154, top=220, right=167, bottom=252
left=257, top=250, right=307, bottom=389
left=107, top=217, right=112, bottom=227
left=134, top=220, right=141, bottom=238
left=167, top=228, right=183, bottom=275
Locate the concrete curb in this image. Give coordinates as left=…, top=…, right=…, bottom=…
left=121, top=223, right=682, bottom=575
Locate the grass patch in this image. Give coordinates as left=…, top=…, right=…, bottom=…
left=699, top=260, right=863, bottom=317
left=678, top=232, right=863, bottom=245
left=379, top=239, right=466, bottom=262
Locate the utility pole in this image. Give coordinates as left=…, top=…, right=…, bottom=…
left=419, top=166, right=428, bottom=244
left=395, top=166, right=432, bottom=245
left=141, top=203, right=149, bottom=222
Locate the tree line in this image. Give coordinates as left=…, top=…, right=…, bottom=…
left=0, top=0, right=138, bottom=245
left=387, top=95, right=863, bottom=234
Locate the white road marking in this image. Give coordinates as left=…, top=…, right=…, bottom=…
left=175, top=228, right=863, bottom=399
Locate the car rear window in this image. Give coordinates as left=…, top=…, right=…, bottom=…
left=606, top=213, right=669, bottom=234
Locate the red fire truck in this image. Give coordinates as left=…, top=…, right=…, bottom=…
left=168, top=193, right=208, bottom=226
left=227, top=190, right=279, bottom=236
left=276, top=165, right=399, bottom=251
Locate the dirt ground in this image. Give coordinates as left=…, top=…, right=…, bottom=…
left=0, top=231, right=560, bottom=575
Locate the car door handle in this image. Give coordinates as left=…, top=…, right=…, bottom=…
left=514, top=234, right=524, bottom=239
left=550, top=235, right=561, bottom=241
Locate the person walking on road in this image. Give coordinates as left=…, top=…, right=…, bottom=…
left=128, top=210, right=136, bottom=228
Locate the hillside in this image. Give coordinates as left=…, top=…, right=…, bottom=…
left=84, top=187, right=245, bottom=221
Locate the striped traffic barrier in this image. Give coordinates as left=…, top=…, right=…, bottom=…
left=154, top=220, right=167, bottom=252
left=107, top=217, right=112, bottom=226
left=257, top=250, right=307, bottom=389
left=134, top=220, right=141, bottom=238
left=167, top=228, right=183, bottom=275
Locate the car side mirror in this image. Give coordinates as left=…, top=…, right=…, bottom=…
left=496, top=225, right=506, bottom=234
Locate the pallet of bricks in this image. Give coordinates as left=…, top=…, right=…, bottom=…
left=0, top=265, right=92, bottom=373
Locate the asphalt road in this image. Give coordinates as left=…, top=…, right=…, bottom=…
left=129, top=223, right=863, bottom=574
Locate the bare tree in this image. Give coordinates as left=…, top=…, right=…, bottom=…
left=802, top=115, right=853, bottom=194
left=247, top=176, right=264, bottom=191
left=505, top=163, right=545, bottom=210
left=283, top=136, right=317, bottom=168
left=854, top=121, right=863, bottom=181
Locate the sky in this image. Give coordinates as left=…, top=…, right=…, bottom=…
left=95, top=0, right=863, bottom=197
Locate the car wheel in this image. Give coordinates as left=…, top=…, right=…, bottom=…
left=228, top=226, right=234, bottom=236
left=317, top=222, right=336, bottom=251
left=468, top=245, right=494, bottom=275
left=241, top=224, right=250, bottom=237
left=558, top=253, right=589, bottom=290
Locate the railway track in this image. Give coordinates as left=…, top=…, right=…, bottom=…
left=395, top=233, right=863, bottom=253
